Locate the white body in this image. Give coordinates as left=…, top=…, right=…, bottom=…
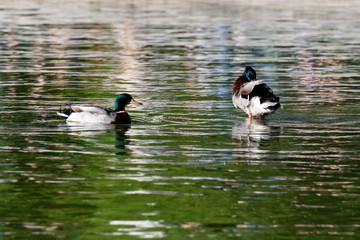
left=66, top=112, right=114, bottom=124
left=57, top=106, right=120, bottom=124
left=232, top=95, right=279, bottom=117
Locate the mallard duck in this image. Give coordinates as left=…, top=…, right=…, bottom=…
left=232, top=66, right=280, bottom=120
left=57, top=93, right=141, bottom=124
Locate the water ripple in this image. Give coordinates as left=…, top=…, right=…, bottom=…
left=1, top=0, right=360, bottom=239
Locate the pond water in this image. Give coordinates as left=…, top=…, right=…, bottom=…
left=0, top=0, right=360, bottom=239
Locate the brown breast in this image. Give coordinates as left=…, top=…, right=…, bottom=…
left=112, top=111, right=131, bottom=124
left=232, top=75, right=248, bottom=95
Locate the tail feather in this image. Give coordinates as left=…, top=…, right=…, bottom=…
left=265, top=102, right=281, bottom=110
left=57, top=112, right=69, bottom=118
left=57, top=105, right=74, bottom=119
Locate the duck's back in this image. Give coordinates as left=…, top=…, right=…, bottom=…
left=249, top=83, right=279, bottom=104
left=232, top=81, right=280, bottom=118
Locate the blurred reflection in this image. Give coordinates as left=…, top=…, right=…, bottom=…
left=114, top=125, right=131, bottom=155
left=58, top=123, right=130, bottom=154
left=294, top=48, right=345, bottom=104
left=113, top=22, right=142, bottom=89
left=232, top=119, right=282, bottom=159
left=58, top=123, right=116, bottom=136
left=109, top=220, right=166, bottom=238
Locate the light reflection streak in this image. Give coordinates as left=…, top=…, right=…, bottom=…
left=109, top=220, right=167, bottom=238
left=123, top=190, right=177, bottom=195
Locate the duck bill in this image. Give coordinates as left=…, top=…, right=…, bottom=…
left=130, top=99, right=142, bottom=105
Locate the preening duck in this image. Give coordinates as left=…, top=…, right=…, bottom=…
left=57, top=93, right=142, bottom=124
left=232, top=66, right=280, bottom=120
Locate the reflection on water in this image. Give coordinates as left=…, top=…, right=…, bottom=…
left=1, top=0, right=360, bottom=239
left=115, top=125, right=131, bottom=154
left=59, top=123, right=131, bottom=155
left=232, top=119, right=282, bottom=159
left=58, top=123, right=118, bottom=136
left=109, top=220, right=166, bottom=238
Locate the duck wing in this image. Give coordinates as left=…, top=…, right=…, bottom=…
left=57, top=104, right=115, bottom=118
left=238, top=80, right=262, bottom=96
left=232, top=80, right=262, bottom=111
left=70, top=105, right=113, bottom=115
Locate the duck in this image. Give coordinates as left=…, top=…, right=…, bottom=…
left=57, top=93, right=142, bottom=124
left=232, top=66, right=280, bottom=120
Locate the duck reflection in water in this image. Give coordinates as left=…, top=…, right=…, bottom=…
left=58, top=123, right=131, bottom=155
left=114, top=125, right=131, bottom=155
left=232, top=119, right=282, bottom=159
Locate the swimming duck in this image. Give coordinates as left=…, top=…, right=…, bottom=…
left=57, top=93, right=141, bottom=124
left=232, top=66, right=280, bottom=120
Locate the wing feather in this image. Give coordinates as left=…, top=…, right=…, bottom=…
left=70, top=105, right=109, bottom=115
left=239, top=80, right=262, bottom=95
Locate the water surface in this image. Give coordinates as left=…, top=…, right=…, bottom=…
left=1, top=0, right=360, bottom=239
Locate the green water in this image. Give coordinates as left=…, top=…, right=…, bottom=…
left=1, top=0, right=360, bottom=239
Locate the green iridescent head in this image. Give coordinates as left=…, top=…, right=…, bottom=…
left=244, top=66, right=257, bottom=81
left=115, top=93, right=142, bottom=111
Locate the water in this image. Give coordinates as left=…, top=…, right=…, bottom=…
left=1, top=0, right=360, bottom=239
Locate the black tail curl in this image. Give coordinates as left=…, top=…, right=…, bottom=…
left=250, top=84, right=280, bottom=104
left=58, top=105, right=74, bottom=118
